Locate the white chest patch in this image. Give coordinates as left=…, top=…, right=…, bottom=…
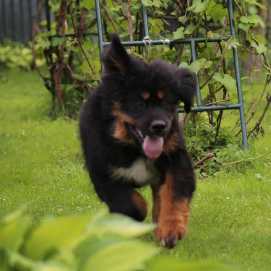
left=111, top=158, right=157, bottom=185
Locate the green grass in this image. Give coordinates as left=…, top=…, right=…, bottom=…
left=0, top=69, right=271, bottom=271
left=0, top=69, right=102, bottom=218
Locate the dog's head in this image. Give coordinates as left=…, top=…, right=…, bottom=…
left=102, top=34, right=196, bottom=160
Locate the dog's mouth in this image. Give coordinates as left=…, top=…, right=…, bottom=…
left=127, top=124, right=164, bottom=160
left=143, top=136, right=164, bottom=160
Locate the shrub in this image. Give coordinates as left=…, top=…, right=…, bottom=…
left=33, top=0, right=270, bottom=150
left=35, top=0, right=270, bottom=118
left=0, top=209, right=235, bottom=271
left=0, top=42, right=33, bottom=70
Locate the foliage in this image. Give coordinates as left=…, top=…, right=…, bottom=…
left=184, top=114, right=236, bottom=176
left=0, top=42, right=33, bottom=70
left=0, top=209, right=154, bottom=271
left=34, top=0, right=270, bottom=139
left=0, top=209, right=234, bottom=271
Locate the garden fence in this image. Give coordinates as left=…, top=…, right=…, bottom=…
left=0, top=0, right=38, bottom=43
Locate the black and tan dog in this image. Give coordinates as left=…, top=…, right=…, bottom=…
left=79, top=34, right=196, bottom=248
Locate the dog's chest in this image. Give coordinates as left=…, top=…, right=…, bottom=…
left=111, top=158, right=158, bottom=185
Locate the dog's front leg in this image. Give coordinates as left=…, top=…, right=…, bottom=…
left=153, top=151, right=195, bottom=248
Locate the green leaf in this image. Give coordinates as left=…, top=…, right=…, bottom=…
left=184, top=24, right=196, bottom=35
left=142, top=0, right=169, bottom=8
left=74, top=235, right=124, bottom=269
left=191, top=58, right=212, bottom=74
left=173, top=27, right=184, bottom=39
left=223, top=38, right=240, bottom=50
left=213, top=73, right=236, bottom=93
left=0, top=249, right=9, bottom=271
left=178, top=16, right=187, bottom=24
left=206, top=1, right=227, bottom=22
left=51, top=37, right=65, bottom=47
left=244, top=0, right=264, bottom=8
left=0, top=209, right=31, bottom=251
left=34, top=262, right=72, bottom=271
left=5, top=250, right=36, bottom=270
left=187, top=0, right=208, bottom=13
left=83, top=240, right=158, bottom=271
left=142, top=0, right=152, bottom=6
left=238, top=23, right=250, bottom=32
left=239, top=15, right=264, bottom=28
left=179, top=62, right=190, bottom=70
left=253, top=43, right=267, bottom=54
left=80, top=0, right=95, bottom=9
left=87, top=213, right=155, bottom=238
left=24, top=215, right=90, bottom=260
left=179, top=58, right=212, bottom=74
left=249, top=34, right=267, bottom=55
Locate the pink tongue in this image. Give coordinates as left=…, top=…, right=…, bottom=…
left=143, top=136, right=164, bottom=160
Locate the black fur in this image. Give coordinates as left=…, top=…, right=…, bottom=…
left=79, top=34, right=196, bottom=222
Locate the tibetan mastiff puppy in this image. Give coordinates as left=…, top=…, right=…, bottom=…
left=80, top=34, right=196, bottom=248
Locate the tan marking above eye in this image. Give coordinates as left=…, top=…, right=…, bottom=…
left=157, top=90, right=165, bottom=99
left=142, top=91, right=150, bottom=100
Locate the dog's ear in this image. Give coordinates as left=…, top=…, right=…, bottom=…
left=102, top=34, right=130, bottom=74
left=175, top=68, right=197, bottom=113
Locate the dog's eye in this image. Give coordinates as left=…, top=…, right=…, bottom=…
left=141, top=91, right=150, bottom=100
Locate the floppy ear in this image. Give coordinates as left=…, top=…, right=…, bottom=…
left=175, top=68, right=197, bottom=113
left=102, top=34, right=130, bottom=74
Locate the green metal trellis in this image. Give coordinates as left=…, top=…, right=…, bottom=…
left=45, top=0, right=248, bottom=148
left=94, top=0, right=248, bottom=148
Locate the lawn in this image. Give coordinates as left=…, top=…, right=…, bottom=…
left=0, top=69, right=270, bottom=271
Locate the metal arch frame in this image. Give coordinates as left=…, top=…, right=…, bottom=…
left=94, top=0, right=248, bottom=148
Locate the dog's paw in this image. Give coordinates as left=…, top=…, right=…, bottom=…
left=155, top=220, right=186, bottom=249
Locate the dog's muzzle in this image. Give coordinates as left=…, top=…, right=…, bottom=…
left=126, top=121, right=169, bottom=160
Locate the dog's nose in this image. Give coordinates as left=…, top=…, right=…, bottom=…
left=150, top=120, right=166, bottom=135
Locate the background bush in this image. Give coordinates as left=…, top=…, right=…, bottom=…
left=0, top=42, right=33, bottom=70
left=31, top=1, right=270, bottom=115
